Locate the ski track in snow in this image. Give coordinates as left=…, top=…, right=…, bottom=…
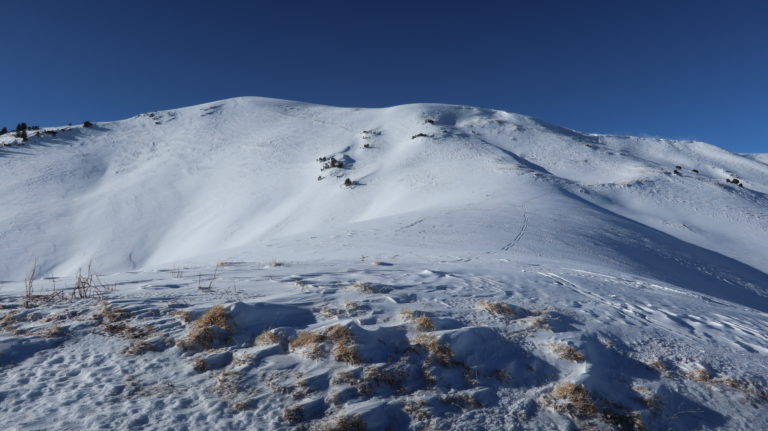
left=501, top=204, right=528, bottom=251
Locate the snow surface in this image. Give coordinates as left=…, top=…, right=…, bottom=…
left=1, top=97, right=767, bottom=430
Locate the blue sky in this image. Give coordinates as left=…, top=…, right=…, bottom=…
left=2, top=0, right=766, bottom=153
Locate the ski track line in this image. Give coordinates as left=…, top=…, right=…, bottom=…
left=547, top=270, right=765, bottom=351
left=501, top=204, right=527, bottom=251
left=566, top=267, right=736, bottom=306
left=398, top=218, right=425, bottom=231
left=537, top=271, right=704, bottom=343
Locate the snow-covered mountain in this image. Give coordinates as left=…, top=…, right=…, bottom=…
left=1, top=97, right=767, bottom=430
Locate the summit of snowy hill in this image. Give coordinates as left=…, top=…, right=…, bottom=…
left=2, top=97, right=767, bottom=304
left=1, top=97, right=767, bottom=430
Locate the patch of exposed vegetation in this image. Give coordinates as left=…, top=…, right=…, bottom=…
left=411, top=334, right=452, bottom=366
left=550, top=343, right=585, bottom=362
left=401, top=309, right=435, bottom=332
left=477, top=300, right=516, bottom=317
left=177, top=305, right=233, bottom=351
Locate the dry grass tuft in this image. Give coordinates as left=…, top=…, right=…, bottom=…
left=71, top=263, right=114, bottom=299
left=192, top=357, right=207, bottom=372
left=326, top=325, right=360, bottom=364
left=24, top=261, right=37, bottom=307
left=288, top=325, right=359, bottom=363
left=603, top=408, right=644, bottom=430
left=231, top=352, right=256, bottom=367
left=291, top=379, right=314, bottom=400
left=197, top=266, right=219, bottom=293
left=672, top=363, right=768, bottom=402
left=99, top=303, right=132, bottom=323
left=326, top=325, right=353, bottom=343
left=529, top=316, right=551, bottom=330
left=647, top=360, right=666, bottom=372
left=290, top=331, right=327, bottom=349
left=101, top=323, right=128, bottom=336
left=171, top=267, right=184, bottom=278
left=632, top=385, right=662, bottom=412
left=170, top=310, right=191, bottom=323
left=196, top=305, right=232, bottom=329
left=403, top=399, right=431, bottom=424
left=212, top=370, right=242, bottom=398
left=318, top=302, right=366, bottom=319
left=318, top=304, right=336, bottom=319
left=551, top=382, right=598, bottom=418
left=322, top=414, right=367, bottom=431
left=684, top=366, right=711, bottom=382
left=325, top=390, right=344, bottom=407
left=23, top=261, right=67, bottom=308
left=289, top=333, right=326, bottom=360
left=127, top=339, right=157, bottom=355
left=231, top=399, right=255, bottom=412
left=352, top=282, right=375, bottom=293
left=45, top=325, right=66, bottom=338
left=356, top=365, right=405, bottom=395
left=0, top=312, right=17, bottom=330
left=282, top=404, right=304, bottom=424
left=412, top=334, right=452, bottom=366
left=711, top=377, right=768, bottom=402
left=255, top=329, right=282, bottom=346
left=102, top=323, right=152, bottom=339
left=401, top=309, right=435, bottom=331
left=414, top=316, right=435, bottom=332
left=333, top=342, right=361, bottom=364
left=331, top=370, right=359, bottom=386
left=177, top=326, right=216, bottom=351
left=439, top=392, right=482, bottom=410
left=351, top=282, right=390, bottom=294
left=550, top=343, right=585, bottom=362
left=477, top=300, right=516, bottom=317
left=177, top=305, right=233, bottom=351
left=419, top=364, right=437, bottom=388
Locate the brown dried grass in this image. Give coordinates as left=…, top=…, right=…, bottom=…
left=255, top=329, right=282, bottom=346
left=551, top=382, right=597, bottom=418
left=196, top=305, right=232, bottom=330
left=282, top=404, right=304, bottom=424
left=401, top=309, right=435, bottom=331
left=477, top=300, right=516, bottom=317
left=551, top=343, right=585, bottom=362
left=412, top=334, right=452, bottom=366
left=177, top=305, right=232, bottom=351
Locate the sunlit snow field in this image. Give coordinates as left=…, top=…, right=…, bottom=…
left=1, top=97, right=767, bottom=430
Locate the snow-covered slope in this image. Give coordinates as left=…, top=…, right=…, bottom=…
left=1, top=97, right=767, bottom=430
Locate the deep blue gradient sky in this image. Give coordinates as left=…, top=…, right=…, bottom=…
left=2, top=1, right=766, bottom=152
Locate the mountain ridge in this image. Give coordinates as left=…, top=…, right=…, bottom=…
left=1, top=96, right=766, bottom=288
